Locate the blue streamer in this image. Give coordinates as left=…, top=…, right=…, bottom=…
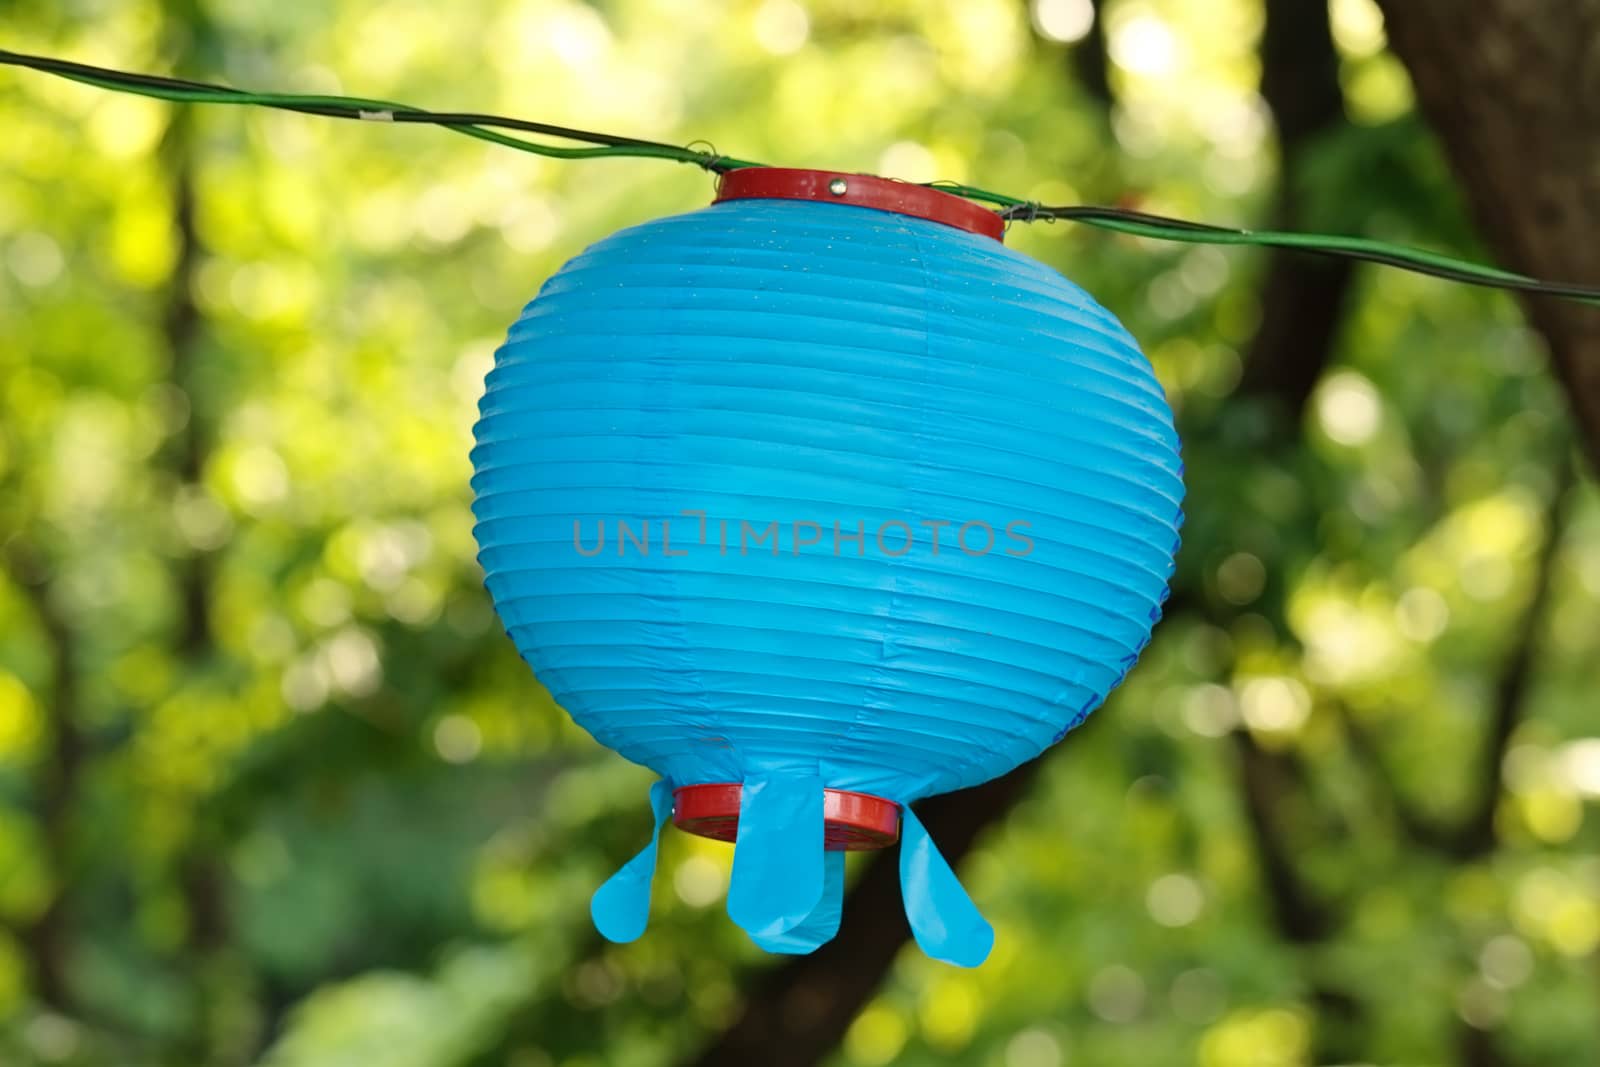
left=590, top=779, right=674, bottom=943
left=899, top=805, right=994, bottom=967
left=727, top=774, right=826, bottom=940
left=748, top=851, right=846, bottom=954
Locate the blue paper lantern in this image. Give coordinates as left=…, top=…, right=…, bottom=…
left=470, top=169, right=1184, bottom=966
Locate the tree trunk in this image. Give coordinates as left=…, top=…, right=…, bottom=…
left=1236, top=0, right=1354, bottom=416
left=1374, top=0, right=1600, bottom=468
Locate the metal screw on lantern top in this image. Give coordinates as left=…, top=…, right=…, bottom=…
left=469, top=166, right=1186, bottom=967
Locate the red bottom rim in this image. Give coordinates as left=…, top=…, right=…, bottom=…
left=672, top=783, right=900, bottom=851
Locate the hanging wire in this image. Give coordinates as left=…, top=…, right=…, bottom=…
left=4, top=47, right=1597, bottom=306
left=0, top=48, right=762, bottom=169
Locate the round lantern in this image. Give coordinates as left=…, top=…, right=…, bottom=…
left=469, top=169, right=1184, bottom=966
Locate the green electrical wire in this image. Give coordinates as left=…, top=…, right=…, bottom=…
left=0, top=48, right=762, bottom=168
left=3, top=47, right=1597, bottom=305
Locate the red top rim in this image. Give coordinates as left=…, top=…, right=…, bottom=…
left=714, top=167, right=1005, bottom=242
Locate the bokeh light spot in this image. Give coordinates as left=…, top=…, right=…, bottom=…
left=1005, top=1027, right=1063, bottom=1067
left=1316, top=371, right=1382, bottom=446
left=1087, top=964, right=1145, bottom=1023
left=434, top=714, right=484, bottom=764
left=1147, top=873, right=1205, bottom=927
left=754, top=0, right=810, bottom=55
left=845, top=1004, right=909, bottom=1066
left=672, top=854, right=727, bottom=907
left=1030, top=0, right=1094, bottom=44
left=1395, top=586, right=1449, bottom=642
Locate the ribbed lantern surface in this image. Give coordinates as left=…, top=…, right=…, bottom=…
left=469, top=170, right=1184, bottom=965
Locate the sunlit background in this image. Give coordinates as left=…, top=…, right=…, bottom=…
left=2, top=0, right=1597, bottom=1065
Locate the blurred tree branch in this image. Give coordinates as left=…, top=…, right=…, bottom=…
left=1453, top=462, right=1574, bottom=856
left=1373, top=0, right=1600, bottom=471
left=1026, top=0, right=1113, bottom=189
left=1229, top=733, right=1335, bottom=942
left=1221, top=0, right=1350, bottom=928
left=153, top=8, right=240, bottom=1059
left=1209, top=1, right=1372, bottom=1058
left=1235, top=0, right=1355, bottom=417
left=1067, top=0, right=1111, bottom=107
left=163, top=124, right=215, bottom=662
left=0, top=538, right=85, bottom=1014
left=1345, top=455, right=1577, bottom=860
left=1022, top=0, right=1109, bottom=103
left=160, top=92, right=231, bottom=963
left=1314, top=455, right=1573, bottom=1067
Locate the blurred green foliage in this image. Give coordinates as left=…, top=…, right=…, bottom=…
left=1, top=1, right=1597, bottom=1065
